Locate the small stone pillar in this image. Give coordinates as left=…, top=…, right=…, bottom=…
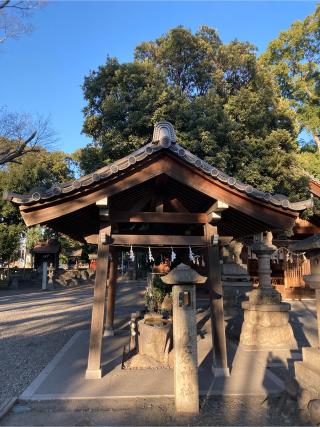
left=290, top=235, right=320, bottom=418
left=240, top=232, right=296, bottom=348
left=47, top=263, right=55, bottom=290
left=42, top=261, right=48, bottom=291
left=161, top=263, right=206, bottom=414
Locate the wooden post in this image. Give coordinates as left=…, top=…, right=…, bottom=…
left=85, top=224, right=111, bottom=379
left=104, top=249, right=118, bottom=336
left=204, top=223, right=229, bottom=377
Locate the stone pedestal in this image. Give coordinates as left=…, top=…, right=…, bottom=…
left=295, top=347, right=320, bottom=407
left=290, top=235, right=320, bottom=421
left=240, top=289, right=296, bottom=348
left=222, top=241, right=250, bottom=283
left=137, top=316, right=172, bottom=364
left=240, top=232, right=296, bottom=349
left=161, top=263, right=206, bottom=414
left=222, top=241, right=251, bottom=304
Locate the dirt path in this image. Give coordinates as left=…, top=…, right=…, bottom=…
left=0, top=282, right=146, bottom=407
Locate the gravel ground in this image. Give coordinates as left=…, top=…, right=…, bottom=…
left=0, top=395, right=311, bottom=426
left=0, top=286, right=93, bottom=406
left=0, top=285, right=316, bottom=426
left=0, top=281, right=147, bottom=409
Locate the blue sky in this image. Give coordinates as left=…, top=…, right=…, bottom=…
left=0, top=1, right=318, bottom=153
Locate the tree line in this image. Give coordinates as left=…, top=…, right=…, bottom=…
left=0, top=2, right=319, bottom=264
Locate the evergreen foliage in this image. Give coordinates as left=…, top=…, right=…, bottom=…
left=262, top=5, right=320, bottom=153
left=0, top=149, right=75, bottom=262
left=80, top=26, right=308, bottom=199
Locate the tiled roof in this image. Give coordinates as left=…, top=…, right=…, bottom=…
left=3, top=122, right=313, bottom=212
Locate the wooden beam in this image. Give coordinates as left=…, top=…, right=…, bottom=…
left=293, top=218, right=320, bottom=235
left=110, top=211, right=208, bottom=224
left=96, top=197, right=108, bottom=207
left=309, top=179, right=320, bottom=198
left=169, top=198, right=189, bottom=213
left=84, top=234, right=99, bottom=245
left=20, top=159, right=167, bottom=226
left=86, top=224, right=111, bottom=379
left=208, top=212, right=221, bottom=223
left=114, top=234, right=206, bottom=246
left=207, top=200, right=229, bottom=214
left=84, top=234, right=207, bottom=246
left=161, top=156, right=297, bottom=229
left=129, top=193, right=152, bottom=212
left=155, top=201, right=164, bottom=213
left=204, top=223, right=229, bottom=377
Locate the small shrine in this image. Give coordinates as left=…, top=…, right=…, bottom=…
left=4, top=121, right=313, bottom=403
left=32, top=239, right=60, bottom=269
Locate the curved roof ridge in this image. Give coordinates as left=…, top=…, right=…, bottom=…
left=168, top=143, right=313, bottom=212
left=3, top=121, right=313, bottom=213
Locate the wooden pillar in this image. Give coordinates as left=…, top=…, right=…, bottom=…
left=85, top=224, right=111, bottom=379
left=204, top=223, right=229, bottom=377
left=104, top=249, right=118, bottom=336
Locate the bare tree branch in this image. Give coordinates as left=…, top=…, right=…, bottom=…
left=0, top=108, right=56, bottom=167
left=0, top=1, right=11, bottom=10
left=0, top=0, right=44, bottom=45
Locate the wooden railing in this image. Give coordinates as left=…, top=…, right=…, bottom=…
left=283, top=258, right=311, bottom=289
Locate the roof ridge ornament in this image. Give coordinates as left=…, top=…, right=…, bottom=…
left=152, top=121, right=176, bottom=148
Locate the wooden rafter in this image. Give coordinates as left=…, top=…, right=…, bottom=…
left=84, top=234, right=206, bottom=246
left=110, top=211, right=208, bottom=224
left=169, top=197, right=189, bottom=213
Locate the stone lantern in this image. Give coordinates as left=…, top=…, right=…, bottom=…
left=161, top=263, right=207, bottom=414
left=290, top=235, right=320, bottom=418
left=240, top=232, right=296, bottom=348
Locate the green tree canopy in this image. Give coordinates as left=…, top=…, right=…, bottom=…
left=0, top=222, right=23, bottom=263
left=80, top=26, right=308, bottom=199
left=262, top=5, right=320, bottom=152
left=0, top=149, right=75, bottom=261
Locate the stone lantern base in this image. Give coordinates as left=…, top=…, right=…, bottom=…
left=295, top=347, right=320, bottom=409
left=240, top=288, right=297, bottom=349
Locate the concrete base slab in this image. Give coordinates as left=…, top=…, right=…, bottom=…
left=21, top=330, right=173, bottom=401
left=85, top=369, right=102, bottom=380
left=212, top=367, right=230, bottom=377
left=204, top=344, right=285, bottom=397
left=237, top=345, right=301, bottom=367
left=20, top=325, right=285, bottom=404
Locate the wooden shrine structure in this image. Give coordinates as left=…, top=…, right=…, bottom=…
left=4, top=121, right=313, bottom=379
